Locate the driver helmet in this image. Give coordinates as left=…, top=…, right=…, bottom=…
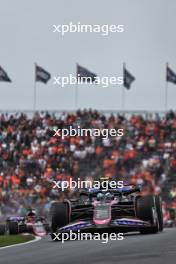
left=27, top=209, right=36, bottom=221
left=97, top=192, right=105, bottom=201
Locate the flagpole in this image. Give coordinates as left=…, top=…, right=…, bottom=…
left=122, top=84, right=125, bottom=110
left=34, top=63, right=37, bottom=111
left=75, top=84, right=78, bottom=109
left=165, top=62, right=168, bottom=112
left=122, top=63, right=126, bottom=111
left=75, top=64, right=78, bottom=110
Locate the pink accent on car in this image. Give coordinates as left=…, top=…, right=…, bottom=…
left=93, top=217, right=111, bottom=225
left=93, top=200, right=116, bottom=225
left=34, top=231, right=46, bottom=237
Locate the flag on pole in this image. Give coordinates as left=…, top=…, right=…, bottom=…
left=123, top=66, right=135, bottom=89
left=166, top=65, right=176, bottom=84
left=76, top=64, right=97, bottom=83
left=35, top=64, right=51, bottom=83
left=0, top=66, right=12, bottom=82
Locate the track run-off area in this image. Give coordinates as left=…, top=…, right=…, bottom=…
left=0, top=228, right=175, bottom=264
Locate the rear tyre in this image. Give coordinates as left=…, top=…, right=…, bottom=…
left=136, top=195, right=159, bottom=234
left=0, top=224, right=6, bottom=235
left=50, top=202, right=69, bottom=241
left=8, top=221, right=19, bottom=235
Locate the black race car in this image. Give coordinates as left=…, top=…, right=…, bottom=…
left=50, top=185, right=163, bottom=240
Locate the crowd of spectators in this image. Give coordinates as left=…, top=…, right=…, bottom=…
left=0, top=109, right=176, bottom=218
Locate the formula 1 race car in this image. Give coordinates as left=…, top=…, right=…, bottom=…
left=6, top=210, right=50, bottom=236
left=50, top=185, right=163, bottom=240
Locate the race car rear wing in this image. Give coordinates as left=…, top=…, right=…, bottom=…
left=80, top=185, right=141, bottom=197
left=6, top=216, right=25, bottom=222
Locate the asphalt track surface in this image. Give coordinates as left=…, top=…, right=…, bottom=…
left=0, top=228, right=176, bottom=264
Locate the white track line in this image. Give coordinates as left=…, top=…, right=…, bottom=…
left=0, top=236, right=41, bottom=250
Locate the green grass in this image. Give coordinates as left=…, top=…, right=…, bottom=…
left=0, top=235, right=35, bottom=247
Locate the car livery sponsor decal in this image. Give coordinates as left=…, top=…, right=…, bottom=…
left=8, top=216, right=24, bottom=221
left=112, top=218, right=149, bottom=226
left=60, top=221, right=92, bottom=231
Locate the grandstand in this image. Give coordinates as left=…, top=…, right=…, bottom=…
left=0, top=109, right=176, bottom=218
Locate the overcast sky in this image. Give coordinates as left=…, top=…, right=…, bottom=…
left=0, top=0, right=176, bottom=111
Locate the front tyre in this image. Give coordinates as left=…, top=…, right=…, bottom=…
left=50, top=202, right=69, bottom=241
